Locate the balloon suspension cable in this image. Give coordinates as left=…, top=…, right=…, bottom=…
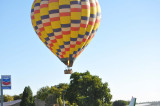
left=64, top=60, right=73, bottom=74
left=67, top=66, right=70, bottom=70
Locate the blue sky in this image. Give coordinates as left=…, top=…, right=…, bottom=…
left=0, top=0, right=160, bottom=102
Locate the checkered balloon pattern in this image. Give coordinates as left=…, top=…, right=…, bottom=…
left=31, top=0, right=101, bottom=67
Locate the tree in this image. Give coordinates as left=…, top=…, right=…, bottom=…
left=66, top=71, right=112, bottom=106
left=45, top=93, right=63, bottom=106
left=36, top=86, right=50, bottom=101
left=0, top=95, right=14, bottom=102
left=113, top=100, right=129, bottom=106
left=55, top=83, right=69, bottom=90
left=20, top=86, right=35, bottom=106
left=3, top=95, right=14, bottom=102
left=36, top=84, right=69, bottom=101
left=13, top=94, right=22, bottom=100
left=45, top=84, right=69, bottom=106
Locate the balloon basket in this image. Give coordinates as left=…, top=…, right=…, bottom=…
left=64, top=68, right=73, bottom=74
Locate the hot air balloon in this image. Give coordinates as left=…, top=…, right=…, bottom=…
left=31, top=0, right=101, bottom=74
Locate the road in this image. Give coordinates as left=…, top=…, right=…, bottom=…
left=0, top=100, right=21, bottom=106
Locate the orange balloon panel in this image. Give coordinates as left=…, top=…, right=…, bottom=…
left=31, top=0, right=101, bottom=67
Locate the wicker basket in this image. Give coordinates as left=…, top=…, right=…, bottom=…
left=64, top=69, right=73, bottom=74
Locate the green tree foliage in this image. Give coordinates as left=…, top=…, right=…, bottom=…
left=113, top=100, right=129, bottom=106
left=36, top=83, right=69, bottom=101
left=13, top=94, right=22, bottom=100
left=3, top=95, right=14, bottom=102
left=45, top=84, right=69, bottom=106
left=45, top=93, right=63, bottom=106
left=36, top=86, right=50, bottom=101
left=0, top=95, right=14, bottom=102
left=35, top=83, right=69, bottom=106
left=55, top=83, right=69, bottom=90
left=66, top=71, right=112, bottom=106
left=20, top=86, right=35, bottom=106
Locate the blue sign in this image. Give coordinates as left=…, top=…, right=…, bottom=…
left=1, top=75, right=11, bottom=89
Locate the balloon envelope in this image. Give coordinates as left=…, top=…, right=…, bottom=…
left=31, top=0, right=101, bottom=67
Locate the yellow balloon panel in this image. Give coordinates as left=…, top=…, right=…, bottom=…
left=31, top=0, right=101, bottom=66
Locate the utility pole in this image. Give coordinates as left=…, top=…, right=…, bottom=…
left=62, top=90, right=66, bottom=106
left=63, top=93, right=65, bottom=106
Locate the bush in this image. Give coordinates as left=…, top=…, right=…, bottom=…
left=13, top=94, right=22, bottom=100
left=113, top=100, right=129, bottom=106
left=4, top=95, right=14, bottom=102
left=0, top=95, right=14, bottom=102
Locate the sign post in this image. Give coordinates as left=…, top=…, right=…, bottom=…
left=1, top=79, right=3, bottom=106
left=0, top=79, right=1, bottom=95
left=1, top=75, right=11, bottom=106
